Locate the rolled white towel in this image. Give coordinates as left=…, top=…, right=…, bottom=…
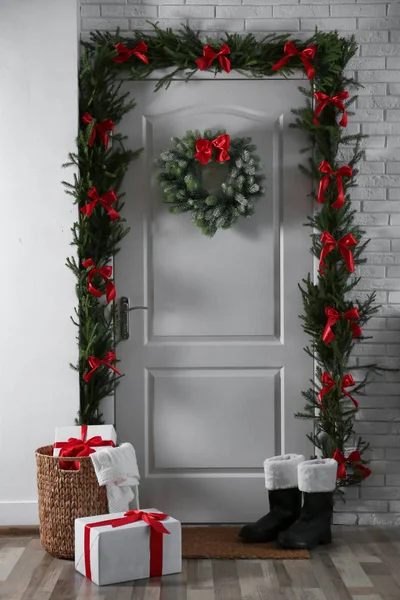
left=91, top=443, right=140, bottom=488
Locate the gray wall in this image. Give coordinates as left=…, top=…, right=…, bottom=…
left=80, top=0, right=400, bottom=525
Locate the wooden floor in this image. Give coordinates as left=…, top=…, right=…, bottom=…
left=1, top=527, right=400, bottom=599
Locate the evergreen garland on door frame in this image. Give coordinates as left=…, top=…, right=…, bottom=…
left=63, top=23, right=378, bottom=488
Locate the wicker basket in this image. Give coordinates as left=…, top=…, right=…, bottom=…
left=35, top=445, right=108, bottom=560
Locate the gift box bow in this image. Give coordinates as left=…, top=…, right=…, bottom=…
left=54, top=436, right=116, bottom=471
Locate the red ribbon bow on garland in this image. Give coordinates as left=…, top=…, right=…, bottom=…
left=82, top=112, right=115, bottom=149
left=81, top=186, right=120, bottom=221
left=195, top=44, right=231, bottom=73
left=194, top=134, right=231, bottom=165
left=318, top=372, right=359, bottom=410
left=84, top=511, right=170, bottom=581
left=322, top=306, right=362, bottom=344
left=314, top=91, right=349, bottom=127
left=333, top=448, right=365, bottom=480
left=355, top=464, right=372, bottom=479
left=112, top=41, right=149, bottom=64
left=82, top=259, right=116, bottom=304
left=319, top=231, right=357, bottom=274
left=272, top=41, right=316, bottom=80
left=318, top=160, right=353, bottom=209
left=84, top=351, right=122, bottom=383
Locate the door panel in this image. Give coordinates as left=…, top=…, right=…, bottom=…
left=115, top=78, right=313, bottom=522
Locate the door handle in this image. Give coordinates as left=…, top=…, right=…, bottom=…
left=119, top=297, right=147, bottom=341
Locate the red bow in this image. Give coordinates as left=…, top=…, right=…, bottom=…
left=318, top=372, right=358, bottom=410
left=111, top=510, right=170, bottom=534
left=314, top=91, right=349, bottom=127
left=81, top=186, right=120, bottom=221
left=56, top=436, right=116, bottom=471
left=194, top=134, right=230, bottom=165
left=84, top=351, right=122, bottom=383
left=195, top=44, right=231, bottom=73
left=112, top=41, right=149, bottom=64
left=82, top=258, right=116, bottom=304
left=322, top=306, right=362, bottom=344
left=58, top=442, right=95, bottom=471
left=272, top=41, right=316, bottom=80
left=319, top=231, right=357, bottom=273
left=82, top=112, right=115, bottom=149
left=318, top=160, right=353, bottom=209
left=355, top=464, right=372, bottom=479
left=333, top=448, right=362, bottom=479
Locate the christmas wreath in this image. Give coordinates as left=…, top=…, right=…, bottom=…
left=156, top=129, right=264, bottom=237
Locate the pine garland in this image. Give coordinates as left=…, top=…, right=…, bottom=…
left=64, top=24, right=376, bottom=486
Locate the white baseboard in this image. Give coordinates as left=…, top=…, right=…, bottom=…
left=0, top=501, right=39, bottom=526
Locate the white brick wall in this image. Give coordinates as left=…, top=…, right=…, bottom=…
left=80, top=0, right=400, bottom=524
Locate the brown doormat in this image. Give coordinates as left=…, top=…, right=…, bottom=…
left=182, top=526, right=310, bottom=559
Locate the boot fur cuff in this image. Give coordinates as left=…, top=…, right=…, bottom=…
left=298, top=458, right=337, bottom=493
left=263, top=454, right=305, bottom=490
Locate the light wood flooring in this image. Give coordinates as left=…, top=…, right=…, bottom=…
left=1, top=526, right=400, bottom=599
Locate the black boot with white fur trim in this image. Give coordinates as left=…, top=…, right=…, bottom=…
left=277, top=458, right=337, bottom=550
left=239, top=454, right=305, bottom=543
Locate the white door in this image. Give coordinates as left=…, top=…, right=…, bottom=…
left=115, top=77, right=313, bottom=523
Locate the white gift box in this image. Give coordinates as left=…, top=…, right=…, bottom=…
left=53, top=425, right=117, bottom=457
left=75, top=509, right=182, bottom=586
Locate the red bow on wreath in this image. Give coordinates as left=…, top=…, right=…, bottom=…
left=319, top=231, right=357, bottom=274
left=194, top=134, right=230, bottom=165
left=84, top=351, right=122, bottom=383
left=318, top=372, right=358, bottom=410
left=318, top=160, right=353, bottom=209
left=81, top=186, right=120, bottom=221
left=82, top=259, right=116, bottom=304
left=333, top=448, right=363, bottom=480
left=272, top=41, right=316, bottom=80
left=195, top=44, right=231, bottom=73
left=112, top=41, right=149, bottom=64
left=82, top=113, right=115, bottom=149
left=322, top=306, right=362, bottom=345
left=314, top=91, right=349, bottom=127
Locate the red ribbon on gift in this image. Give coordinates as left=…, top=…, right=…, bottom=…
left=58, top=443, right=95, bottom=471
left=82, top=112, right=115, bottom=149
left=271, top=41, right=316, bottom=80
left=195, top=44, right=231, bottom=73
left=55, top=434, right=115, bottom=471
left=318, top=372, right=358, bottom=410
left=84, top=351, right=122, bottom=383
left=333, top=448, right=362, bottom=479
left=322, top=306, right=362, bottom=344
left=83, top=510, right=170, bottom=581
left=80, top=186, right=120, bottom=221
left=112, top=41, right=149, bottom=64
left=194, top=134, right=230, bottom=165
left=82, top=258, right=116, bottom=304
left=319, top=231, right=357, bottom=274
left=314, top=91, right=349, bottom=127
left=318, top=160, right=353, bottom=209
